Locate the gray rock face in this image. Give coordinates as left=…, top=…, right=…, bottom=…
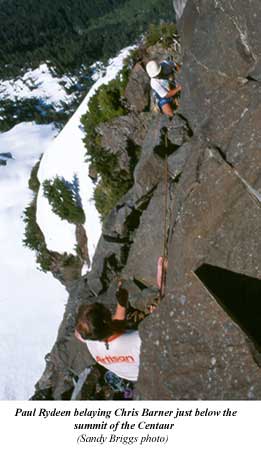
left=122, top=181, right=170, bottom=287
left=97, top=113, right=152, bottom=173
left=133, top=115, right=165, bottom=195
left=137, top=144, right=261, bottom=399
left=124, top=63, right=150, bottom=112
left=136, top=0, right=261, bottom=399
left=178, top=0, right=261, bottom=132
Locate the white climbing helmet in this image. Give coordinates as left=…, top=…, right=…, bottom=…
left=146, top=60, right=161, bottom=78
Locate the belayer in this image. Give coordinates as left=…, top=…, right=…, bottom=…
left=74, top=257, right=167, bottom=397
left=75, top=284, right=141, bottom=383
left=146, top=59, right=182, bottom=117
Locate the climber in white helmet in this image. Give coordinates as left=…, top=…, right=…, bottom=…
left=146, top=60, right=181, bottom=117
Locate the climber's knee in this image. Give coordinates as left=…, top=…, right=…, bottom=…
left=162, top=103, right=174, bottom=117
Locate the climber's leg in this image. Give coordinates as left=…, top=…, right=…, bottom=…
left=161, top=102, right=174, bottom=117
left=158, top=96, right=175, bottom=117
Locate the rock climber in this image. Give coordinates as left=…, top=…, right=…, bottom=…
left=74, top=256, right=167, bottom=398
left=74, top=284, right=140, bottom=383
left=146, top=59, right=181, bottom=117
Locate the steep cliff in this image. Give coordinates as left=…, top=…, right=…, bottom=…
left=137, top=0, right=261, bottom=400
left=33, top=1, right=261, bottom=400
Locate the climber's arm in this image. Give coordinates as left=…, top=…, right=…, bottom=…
left=166, top=84, right=182, bottom=98
left=113, top=281, right=128, bottom=320
left=113, top=303, right=126, bottom=321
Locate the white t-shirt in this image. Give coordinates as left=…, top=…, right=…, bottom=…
left=151, top=78, right=170, bottom=98
left=86, top=330, right=141, bottom=381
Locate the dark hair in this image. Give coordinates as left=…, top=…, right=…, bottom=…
left=75, top=303, right=127, bottom=341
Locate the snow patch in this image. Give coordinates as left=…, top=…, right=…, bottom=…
left=90, top=61, right=106, bottom=81
left=0, top=63, right=76, bottom=107
left=37, top=46, right=136, bottom=261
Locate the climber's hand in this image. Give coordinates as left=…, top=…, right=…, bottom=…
left=116, top=281, right=129, bottom=307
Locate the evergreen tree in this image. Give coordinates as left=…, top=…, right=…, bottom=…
left=0, top=0, right=174, bottom=78
left=43, top=175, right=86, bottom=224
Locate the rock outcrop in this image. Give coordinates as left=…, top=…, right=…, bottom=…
left=0, top=152, right=13, bottom=166
left=33, top=0, right=261, bottom=400
left=124, top=63, right=150, bottom=112
left=97, top=112, right=152, bottom=174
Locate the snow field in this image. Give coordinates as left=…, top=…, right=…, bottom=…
left=0, top=63, right=75, bottom=107
left=36, top=46, right=136, bottom=263
left=0, top=123, right=67, bottom=399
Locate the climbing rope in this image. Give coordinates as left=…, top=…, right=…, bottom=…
left=114, top=129, right=170, bottom=303
left=159, top=131, right=170, bottom=300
